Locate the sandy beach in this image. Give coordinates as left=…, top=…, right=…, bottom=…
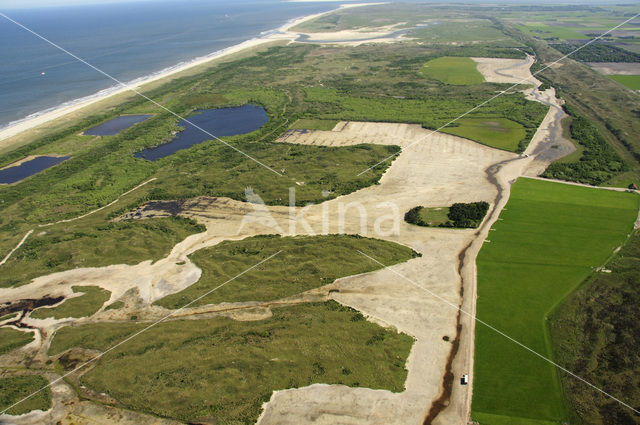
left=0, top=3, right=373, bottom=145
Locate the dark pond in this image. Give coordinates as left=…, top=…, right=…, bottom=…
left=84, top=114, right=152, bottom=136
left=0, top=156, right=70, bottom=184
left=134, top=105, right=268, bottom=161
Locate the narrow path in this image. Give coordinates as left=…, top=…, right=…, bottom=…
left=0, top=178, right=157, bottom=267
left=0, top=229, right=34, bottom=266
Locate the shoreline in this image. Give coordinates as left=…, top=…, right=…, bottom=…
left=0, top=3, right=369, bottom=144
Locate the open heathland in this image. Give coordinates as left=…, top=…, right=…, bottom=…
left=50, top=301, right=413, bottom=424
left=472, top=178, right=638, bottom=424
left=0, top=375, right=51, bottom=415
left=155, top=234, right=419, bottom=309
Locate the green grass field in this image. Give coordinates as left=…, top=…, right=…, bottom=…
left=0, top=328, right=34, bottom=355
left=421, top=56, right=485, bottom=85
left=30, top=286, right=111, bottom=319
left=50, top=301, right=413, bottom=423
left=155, top=234, right=418, bottom=309
left=442, top=117, right=527, bottom=151
left=472, top=178, right=638, bottom=424
left=608, top=75, right=640, bottom=91
left=0, top=375, right=51, bottom=415
left=409, top=20, right=511, bottom=44
left=514, top=24, right=589, bottom=40
left=418, top=207, right=450, bottom=226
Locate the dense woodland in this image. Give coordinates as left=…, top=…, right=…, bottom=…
left=550, top=42, right=640, bottom=63
left=405, top=202, right=489, bottom=229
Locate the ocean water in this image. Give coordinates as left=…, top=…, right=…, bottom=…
left=0, top=0, right=336, bottom=129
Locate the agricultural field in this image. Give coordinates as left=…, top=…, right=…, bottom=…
left=408, top=20, right=512, bottom=44
left=155, top=234, right=419, bottom=309
left=420, top=56, right=485, bottom=85
left=608, top=74, right=640, bottom=90
left=472, top=178, right=638, bottom=424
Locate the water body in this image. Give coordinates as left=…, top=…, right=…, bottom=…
left=84, top=114, right=152, bottom=136
left=0, top=0, right=336, bottom=130
left=0, top=156, right=70, bottom=184
left=134, top=105, right=268, bottom=161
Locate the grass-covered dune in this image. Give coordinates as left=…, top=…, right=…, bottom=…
left=30, top=286, right=111, bottom=320
left=0, top=375, right=51, bottom=415
left=156, top=234, right=419, bottom=309
left=472, top=178, right=638, bottom=424
left=50, top=301, right=413, bottom=423
left=0, top=328, right=34, bottom=356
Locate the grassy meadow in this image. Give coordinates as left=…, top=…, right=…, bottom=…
left=472, top=178, right=638, bottom=424
left=50, top=301, right=413, bottom=423
left=30, top=286, right=111, bottom=320
left=155, top=234, right=419, bottom=309
left=442, top=117, right=527, bottom=151
left=421, top=56, right=485, bottom=85
left=0, top=328, right=34, bottom=356
left=0, top=375, right=51, bottom=415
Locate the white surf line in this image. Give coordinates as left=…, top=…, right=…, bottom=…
left=357, top=250, right=640, bottom=417
left=0, top=12, right=283, bottom=177
left=0, top=177, right=156, bottom=268
left=0, top=249, right=282, bottom=415
left=0, top=229, right=34, bottom=267
left=356, top=12, right=640, bottom=176
left=40, top=177, right=158, bottom=227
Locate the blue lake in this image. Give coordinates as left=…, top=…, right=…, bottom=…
left=0, top=156, right=70, bottom=184
left=134, top=105, right=268, bottom=161
left=84, top=114, right=152, bottom=136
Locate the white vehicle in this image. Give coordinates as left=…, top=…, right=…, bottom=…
left=461, top=374, right=469, bottom=385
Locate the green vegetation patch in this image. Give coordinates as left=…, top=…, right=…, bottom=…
left=0, top=328, right=34, bottom=355
left=1, top=216, right=205, bottom=288
left=288, top=119, right=339, bottom=131
left=0, top=375, right=51, bottom=415
left=608, top=74, right=640, bottom=90
left=441, top=117, right=527, bottom=152
left=104, top=301, right=124, bottom=311
left=409, top=20, right=511, bottom=44
left=31, top=286, right=111, bottom=320
left=515, top=24, right=589, bottom=41
left=49, top=301, right=413, bottom=423
left=420, top=56, right=485, bottom=85
left=550, top=230, right=640, bottom=424
left=542, top=105, right=627, bottom=185
left=551, top=43, right=640, bottom=63
left=156, top=234, right=418, bottom=309
left=405, top=202, right=489, bottom=229
left=472, top=178, right=638, bottom=423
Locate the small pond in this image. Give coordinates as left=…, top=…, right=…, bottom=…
left=84, top=114, right=152, bottom=136
left=134, top=105, right=268, bottom=161
left=0, top=156, right=70, bottom=184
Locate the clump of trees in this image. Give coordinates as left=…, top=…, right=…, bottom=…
left=405, top=202, right=490, bottom=229
left=542, top=104, right=626, bottom=185
left=550, top=42, right=640, bottom=63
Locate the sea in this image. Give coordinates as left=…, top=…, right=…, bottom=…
left=0, top=0, right=339, bottom=130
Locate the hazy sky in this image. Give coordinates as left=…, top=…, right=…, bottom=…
left=1, top=0, right=155, bottom=9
